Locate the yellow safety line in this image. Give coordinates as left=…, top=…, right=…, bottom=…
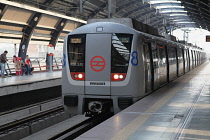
left=110, top=86, right=183, bottom=140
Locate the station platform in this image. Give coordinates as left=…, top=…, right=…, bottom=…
left=0, top=71, right=62, bottom=113
left=76, top=62, right=210, bottom=140
left=0, top=71, right=61, bottom=96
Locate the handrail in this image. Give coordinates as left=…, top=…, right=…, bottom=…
left=4, top=57, right=63, bottom=75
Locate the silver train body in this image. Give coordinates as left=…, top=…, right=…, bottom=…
left=62, top=21, right=206, bottom=117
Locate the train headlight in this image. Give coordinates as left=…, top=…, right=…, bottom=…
left=111, top=73, right=126, bottom=81
left=71, top=72, right=85, bottom=80
left=114, top=74, right=119, bottom=79
left=78, top=74, right=83, bottom=79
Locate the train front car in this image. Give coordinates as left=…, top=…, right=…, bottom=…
left=62, top=22, right=145, bottom=117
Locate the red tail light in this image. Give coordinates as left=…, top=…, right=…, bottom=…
left=111, top=73, right=126, bottom=81
left=71, top=72, right=85, bottom=80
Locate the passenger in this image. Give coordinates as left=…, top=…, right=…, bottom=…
left=20, top=60, right=27, bottom=76
left=13, top=55, right=22, bottom=75
left=18, top=57, right=23, bottom=75
left=5, top=68, right=12, bottom=77
left=0, top=65, right=12, bottom=77
left=4, top=55, right=12, bottom=77
left=0, top=51, right=8, bottom=78
left=25, top=55, right=32, bottom=75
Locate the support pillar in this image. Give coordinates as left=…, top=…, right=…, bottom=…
left=108, top=0, right=111, bottom=18
left=18, top=13, right=42, bottom=60
left=46, top=18, right=68, bottom=70
left=79, top=0, right=83, bottom=14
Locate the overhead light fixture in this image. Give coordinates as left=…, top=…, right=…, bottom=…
left=173, top=19, right=191, bottom=21
left=154, top=6, right=184, bottom=9
left=160, top=10, right=187, bottom=13
left=169, top=14, right=188, bottom=16
left=0, top=0, right=87, bottom=24
left=1, top=19, right=27, bottom=25
left=148, top=1, right=181, bottom=4
left=176, top=22, right=195, bottom=24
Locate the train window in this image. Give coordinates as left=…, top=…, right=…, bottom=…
left=111, top=34, right=133, bottom=73
left=168, top=47, right=176, bottom=63
left=152, top=46, right=158, bottom=68
left=158, top=45, right=167, bottom=66
left=118, top=37, right=130, bottom=43
left=177, top=48, right=183, bottom=62
left=68, top=34, right=86, bottom=72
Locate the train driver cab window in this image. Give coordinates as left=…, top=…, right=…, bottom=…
left=68, top=34, right=86, bottom=73
left=111, top=34, right=133, bottom=73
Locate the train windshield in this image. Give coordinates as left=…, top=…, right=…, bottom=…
left=68, top=34, right=86, bottom=72
left=111, top=34, right=133, bottom=73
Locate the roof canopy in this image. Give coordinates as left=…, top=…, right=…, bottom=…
left=0, top=0, right=209, bottom=44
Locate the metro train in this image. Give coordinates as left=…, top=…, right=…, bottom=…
left=62, top=19, right=206, bottom=117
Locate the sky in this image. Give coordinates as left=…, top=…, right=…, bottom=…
left=172, top=28, right=210, bottom=56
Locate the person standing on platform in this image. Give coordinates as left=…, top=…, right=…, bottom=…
left=5, top=68, right=12, bottom=77
left=25, top=55, right=32, bottom=75
left=13, top=55, right=22, bottom=75
left=0, top=51, right=8, bottom=78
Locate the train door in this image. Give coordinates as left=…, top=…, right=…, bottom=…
left=85, top=34, right=111, bottom=95
left=175, top=47, right=179, bottom=77
left=188, top=50, right=191, bottom=70
left=177, top=48, right=184, bottom=76
left=165, top=46, right=169, bottom=82
left=158, top=44, right=167, bottom=85
left=151, top=42, right=160, bottom=90
left=197, top=51, right=200, bottom=66
left=195, top=51, right=197, bottom=66
left=182, top=49, right=185, bottom=74
left=198, top=52, right=201, bottom=65
left=168, top=46, right=177, bottom=81
left=194, top=51, right=196, bottom=67
left=186, top=49, right=189, bottom=72
left=143, top=43, right=153, bottom=93
left=184, top=49, right=189, bottom=73
left=191, top=50, right=194, bottom=69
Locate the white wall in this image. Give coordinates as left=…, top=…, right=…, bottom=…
left=0, top=42, right=63, bottom=58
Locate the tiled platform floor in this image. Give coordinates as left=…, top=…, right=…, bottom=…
left=0, top=71, right=61, bottom=87
left=76, top=62, right=210, bottom=140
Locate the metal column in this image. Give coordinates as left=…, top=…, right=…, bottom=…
left=108, top=0, right=111, bottom=18
left=46, top=18, right=68, bottom=70
left=80, top=0, right=83, bottom=14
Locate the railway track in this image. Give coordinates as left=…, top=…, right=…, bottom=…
left=0, top=106, right=64, bottom=136
left=0, top=97, right=62, bottom=127
left=0, top=97, right=62, bottom=116
left=22, top=112, right=114, bottom=140
left=49, top=112, right=114, bottom=140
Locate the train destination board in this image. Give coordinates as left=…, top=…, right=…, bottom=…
left=71, top=38, right=82, bottom=43
left=206, top=36, right=210, bottom=42
left=118, top=37, right=130, bottom=43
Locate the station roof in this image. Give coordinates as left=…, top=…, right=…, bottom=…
left=0, top=0, right=209, bottom=44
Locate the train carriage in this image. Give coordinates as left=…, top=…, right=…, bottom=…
left=62, top=18, right=206, bottom=117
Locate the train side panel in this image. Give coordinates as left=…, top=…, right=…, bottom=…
left=111, top=33, right=145, bottom=113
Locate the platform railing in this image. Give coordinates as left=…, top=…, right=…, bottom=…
left=4, top=57, right=63, bottom=75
